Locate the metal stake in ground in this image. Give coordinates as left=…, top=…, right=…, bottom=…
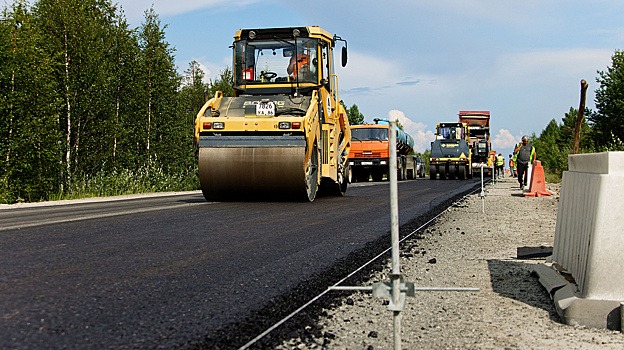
left=480, top=164, right=485, bottom=213
left=388, top=120, right=402, bottom=350
left=330, top=121, right=479, bottom=350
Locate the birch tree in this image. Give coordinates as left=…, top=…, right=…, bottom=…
left=137, top=8, right=182, bottom=172
left=1, top=1, right=60, bottom=202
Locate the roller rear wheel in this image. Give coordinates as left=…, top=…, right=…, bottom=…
left=458, top=165, right=466, bottom=180
left=336, top=164, right=348, bottom=195
left=429, top=165, right=437, bottom=180
left=305, top=145, right=319, bottom=201
left=322, top=155, right=348, bottom=196
left=439, top=166, right=447, bottom=179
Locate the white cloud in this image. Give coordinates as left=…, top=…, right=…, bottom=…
left=115, top=0, right=259, bottom=22
left=196, top=61, right=215, bottom=84
left=338, top=50, right=442, bottom=92
left=490, top=49, right=612, bottom=85
left=493, top=129, right=519, bottom=151
left=338, top=51, right=401, bottom=91
left=419, top=0, right=545, bottom=27
left=388, top=110, right=436, bottom=153
left=180, top=55, right=231, bottom=84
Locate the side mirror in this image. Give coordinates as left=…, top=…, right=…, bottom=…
left=341, top=46, right=348, bottom=67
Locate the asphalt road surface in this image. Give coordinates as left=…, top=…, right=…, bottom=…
left=0, top=178, right=480, bottom=349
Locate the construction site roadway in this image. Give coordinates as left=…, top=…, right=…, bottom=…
left=0, top=178, right=480, bottom=349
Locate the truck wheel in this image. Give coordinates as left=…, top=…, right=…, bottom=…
left=439, top=167, right=447, bottom=180
left=351, top=168, right=361, bottom=182
left=358, top=172, right=370, bottom=182
left=458, top=165, right=466, bottom=180
left=372, top=170, right=383, bottom=182
left=429, top=165, right=437, bottom=180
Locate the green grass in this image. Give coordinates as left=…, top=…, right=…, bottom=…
left=1, top=165, right=200, bottom=204
left=56, top=166, right=199, bottom=201
left=544, top=171, right=562, bottom=184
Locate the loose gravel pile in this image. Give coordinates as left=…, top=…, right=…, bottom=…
left=275, top=176, right=624, bottom=349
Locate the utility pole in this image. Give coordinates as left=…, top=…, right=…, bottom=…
left=574, top=79, right=589, bottom=154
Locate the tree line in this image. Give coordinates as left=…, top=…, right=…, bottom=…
left=0, top=0, right=232, bottom=204
left=3, top=0, right=623, bottom=203
left=0, top=0, right=364, bottom=204
left=532, top=50, right=624, bottom=179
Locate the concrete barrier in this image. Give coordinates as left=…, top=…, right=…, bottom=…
left=533, top=151, right=624, bottom=330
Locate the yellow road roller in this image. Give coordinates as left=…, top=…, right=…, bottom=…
left=194, top=26, right=351, bottom=201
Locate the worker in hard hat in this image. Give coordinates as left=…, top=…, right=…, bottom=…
left=514, top=135, right=536, bottom=190
left=496, top=153, right=505, bottom=178
left=509, top=154, right=516, bottom=177
left=287, top=42, right=316, bottom=81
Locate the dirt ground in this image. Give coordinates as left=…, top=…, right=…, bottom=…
left=278, top=176, right=624, bottom=349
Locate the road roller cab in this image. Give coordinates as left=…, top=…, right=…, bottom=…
left=194, top=26, right=351, bottom=201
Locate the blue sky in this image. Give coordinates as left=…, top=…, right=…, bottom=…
left=115, top=0, right=621, bottom=158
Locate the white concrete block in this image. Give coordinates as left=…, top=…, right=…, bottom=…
left=567, top=151, right=624, bottom=174
left=553, top=151, right=624, bottom=301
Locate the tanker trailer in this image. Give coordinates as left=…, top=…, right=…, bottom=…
left=194, top=26, right=351, bottom=201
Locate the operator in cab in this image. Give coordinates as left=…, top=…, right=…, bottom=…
left=287, top=47, right=312, bottom=80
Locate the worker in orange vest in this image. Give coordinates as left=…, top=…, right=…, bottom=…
left=509, top=154, right=516, bottom=177
left=488, top=151, right=497, bottom=178
left=287, top=49, right=310, bottom=80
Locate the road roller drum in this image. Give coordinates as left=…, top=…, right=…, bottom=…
left=198, top=143, right=318, bottom=201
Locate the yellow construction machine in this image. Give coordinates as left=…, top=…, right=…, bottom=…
left=429, top=122, right=473, bottom=179
left=194, top=26, right=351, bottom=201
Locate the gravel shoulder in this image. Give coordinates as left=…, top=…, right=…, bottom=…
left=278, top=176, right=624, bottom=349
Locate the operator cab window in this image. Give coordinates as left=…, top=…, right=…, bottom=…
left=234, top=38, right=318, bottom=85
left=439, top=126, right=463, bottom=140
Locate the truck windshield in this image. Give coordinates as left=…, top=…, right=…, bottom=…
left=234, top=38, right=319, bottom=85
left=352, top=128, right=388, bottom=141
left=438, top=126, right=464, bottom=140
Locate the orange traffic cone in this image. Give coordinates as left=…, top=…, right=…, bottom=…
left=524, top=160, right=552, bottom=197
